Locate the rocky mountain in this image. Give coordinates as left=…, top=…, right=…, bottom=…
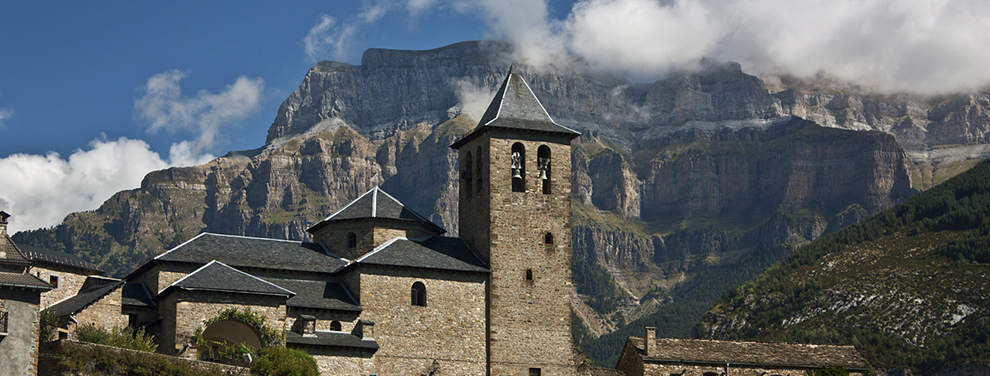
left=13, top=41, right=990, bottom=366
left=698, top=158, right=990, bottom=374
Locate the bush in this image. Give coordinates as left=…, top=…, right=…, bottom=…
left=39, top=310, right=59, bottom=343
left=251, top=347, right=319, bottom=376
left=75, top=324, right=158, bottom=352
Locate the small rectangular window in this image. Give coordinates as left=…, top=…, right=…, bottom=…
left=529, top=368, right=542, bottom=376
left=49, top=275, right=59, bottom=288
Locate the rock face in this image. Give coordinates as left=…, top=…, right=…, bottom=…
left=13, top=41, right=990, bottom=349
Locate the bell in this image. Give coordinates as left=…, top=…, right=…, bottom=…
left=539, top=170, right=548, bottom=180
left=512, top=168, right=522, bottom=179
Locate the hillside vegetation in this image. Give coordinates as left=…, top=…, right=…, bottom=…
left=699, top=159, right=990, bottom=374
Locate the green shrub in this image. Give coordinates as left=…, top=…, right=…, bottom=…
left=75, top=324, right=158, bottom=352
left=251, top=347, right=319, bottom=376
left=54, top=341, right=229, bottom=376
left=39, top=310, right=59, bottom=343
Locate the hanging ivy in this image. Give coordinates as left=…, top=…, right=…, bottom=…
left=191, top=307, right=284, bottom=365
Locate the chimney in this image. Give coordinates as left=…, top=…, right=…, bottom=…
left=644, top=327, right=656, bottom=357
left=0, top=211, right=9, bottom=237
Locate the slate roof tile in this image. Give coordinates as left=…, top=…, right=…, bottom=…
left=19, top=244, right=103, bottom=274
left=452, top=72, right=580, bottom=149
left=46, top=280, right=122, bottom=317
left=355, top=236, right=488, bottom=273
left=0, top=271, right=53, bottom=290
left=264, top=278, right=361, bottom=312
left=165, top=260, right=294, bottom=297
left=309, top=187, right=444, bottom=234
left=150, top=233, right=346, bottom=274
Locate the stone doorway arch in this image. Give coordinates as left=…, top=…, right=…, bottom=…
left=198, top=319, right=262, bottom=358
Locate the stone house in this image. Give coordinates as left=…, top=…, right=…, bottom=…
left=0, top=211, right=54, bottom=376
left=47, top=71, right=609, bottom=376
left=615, top=327, right=871, bottom=376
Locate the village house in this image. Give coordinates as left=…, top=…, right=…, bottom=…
left=0, top=211, right=54, bottom=376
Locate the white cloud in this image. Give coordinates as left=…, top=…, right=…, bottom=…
left=451, top=78, right=499, bottom=121
left=135, top=69, right=264, bottom=155
left=341, top=0, right=990, bottom=94
left=0, top=138, right=170, bottom=234
left=304, top=15, right=358, bottom=62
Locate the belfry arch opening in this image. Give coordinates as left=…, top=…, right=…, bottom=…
left=538, top=145, right=551, bottom=194
left=511, top=143, right=526, bottom=192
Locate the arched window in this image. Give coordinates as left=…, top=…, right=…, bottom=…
left=475, top=146, right=483, bottom=194
left=511, top=143, right=526, bottom=192
left=544, top=232, right=554, bottom=245
left=347, top=232, right=357, bottom=249
left=464, top=151, right=474, bottom=198
left=330, top=320, right=342, bottom=331
left=538, top=145, right=551, bottom=194
left=411, top=281, right=427, bottom=307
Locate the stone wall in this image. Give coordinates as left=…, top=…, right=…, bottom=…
left=0, top=288, right=43, bottom=376
left=130, top=263, right=198, bottom=295
left=358, top=266, right=488, bottom=376
left=306, top=347, right=377, bottom=376
left=29, top=266, right=90, bottom=309
left=70, top=285, right=128, bottom=334
left=641, top=363, right=868, bottom=376
left=162, top=290, right=286, bottom=358
left=481, top=133, right=580, bottom=375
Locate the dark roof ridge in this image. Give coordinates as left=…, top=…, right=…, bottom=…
left=166, top=260, right=296, bottom=297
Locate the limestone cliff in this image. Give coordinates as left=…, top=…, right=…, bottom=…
left=12, top=41, right=990, bottom=362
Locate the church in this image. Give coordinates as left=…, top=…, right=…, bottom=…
left=43, top=71, right=596, bottom=376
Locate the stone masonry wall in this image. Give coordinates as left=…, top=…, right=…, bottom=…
left=70, top=286, right=128, bottom=335
left=313, top=219, right=438, bottom=260
left=29, top=266, right=89, bottom=309
left=166, top=290, right=286, bottom=358
left=486, top=133, right=580, bottom=375
left=306, top=347, right=376, bottom=376
left=642, top=363, right=867, bottom=376
left=0, top=289, right=42, bottom=376
left=358, top=266, right=487, bottom=376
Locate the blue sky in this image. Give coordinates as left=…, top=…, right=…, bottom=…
left=2, top=0, right=989, bottom=233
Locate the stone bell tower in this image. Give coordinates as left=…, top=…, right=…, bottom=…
left=452, top=71, right=581, bottom=375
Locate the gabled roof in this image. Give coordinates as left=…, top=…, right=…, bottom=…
left=354, top=236, right=488, bottom=273
left=451, top=72, right=580, bottom=149
left=161, top=260, right=295, bottom=298
left=0, top=271, right=53, bottom=290
left=0, top=233, right=30, bottom=265
left=307, top=187, right=444, bottom=234
left=134, top=233, right=347, bottom=276
left=19, top=244, right=103, bottom=275
left=46, top=279, right=122, bottom=317
left=264, top=278, right=361, bottom=312
left=624, top=337, right=870, bottom=370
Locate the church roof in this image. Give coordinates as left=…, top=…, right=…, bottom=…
left=0, top=271, right=53, bottom=290
left=46, top=279, right=122, bottom=317
left=19, top=244, right=103, bottom=275
left=354, top=236, right=488, bottom=273
left=451, top=72, right=580, bottom=149
left=134, top=233, right=347, bottom=276
left=308, top=187, right=444, bottom=234
left=264, top=277, right=361, bottom=312
left=163, top=260, right=295, bottom=298
left=624, top=337, right=870, bottom=370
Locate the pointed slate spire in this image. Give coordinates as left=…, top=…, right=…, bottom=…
left=452, top=71, right=580, bottom=149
